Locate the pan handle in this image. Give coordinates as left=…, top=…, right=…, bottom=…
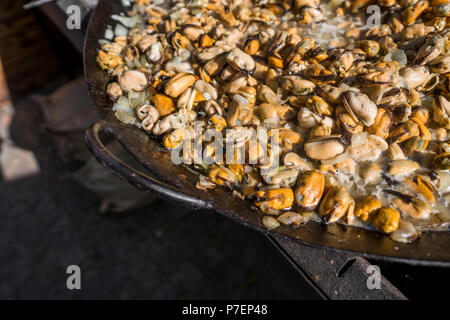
left=84, top=120, right=211, bottom=209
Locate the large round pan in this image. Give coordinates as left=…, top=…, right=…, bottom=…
left=84, top=0, right=450, bottom=266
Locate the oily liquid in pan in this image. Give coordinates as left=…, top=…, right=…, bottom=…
left=95, top=0, right=450, bottom=243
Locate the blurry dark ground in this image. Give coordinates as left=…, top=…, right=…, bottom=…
left=0, top=0, right=320, bottom=299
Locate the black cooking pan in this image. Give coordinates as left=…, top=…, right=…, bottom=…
left=84, top=0, right=450, bottom=266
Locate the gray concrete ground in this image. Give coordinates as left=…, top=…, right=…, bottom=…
left=0, top=98, right=320, bottom=299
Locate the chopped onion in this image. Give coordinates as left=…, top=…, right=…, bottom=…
left=178, top=48, right=191, bottom=61
left=114, top=109, right=140, bottom=127
left=390, top=220, right=419, bottom=243
left=392, top=49, right=407, bottom=67
left=438, top=205, right=450, bottom=222
left=196, top=175, right=216, bottom=190
left=128, top=90, right=140, bottom=100
left=128, top=90, right=148, bottom=109
left=148, top=42, right=162, bottom=62
left=111, top=14, right=141, bottom=28
left=113, top=96, right=131, bottom=112
left=98, top=39, right=110, bottom=46
left=104, top=27, right=114, bottom=40
left=152, top=0, right=166, bottom=5
left=114, top=23, right=129, bottom=37
left=262, top=216, right=280, bottom=230
left=189, top=0, right=205, bottom=8
left=169, top=10, right=181, bottom=22
left=277, top=212, right=304, bottom=226
left=139, top=90, right=148, bottom=101
left=165, top=57, right=194, bottom=74
left=384, top=49, right=407, bottom=67
left=437, top=171, right=450, bottom=193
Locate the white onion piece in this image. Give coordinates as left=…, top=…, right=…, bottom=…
left=111, top=15, right=141, bottom=28
left=262, top=216, right=280, bottom=230
left=114, top=109, right=140, bottom=127
left=438, top=203, right=450, bottom=222
left=148, top=42, right=162, bottom=62
left=197, top=175, right=215, bottom=190
left=277, top=212, right=304, bottom=226
left=104, top=28, right=114, bottom=40
left=384, top=50, right=407, bottom=67
left=169, top=10, right=182, bottom=22
left=113, top=96, right=131, bottom=112
left=128, top=90, right=148, bottom=109
left=114, top=23, right=129, bottom=37
left=178, top=49, right=191, bottom=61
left=165, top=57, right=194, bottom=74
left=391, top=49, right=407, bottom=67
left=128, top=90, right=140, bottom=100
left=437, top=171, right=450, bottom=193
left=190, top=0, right=205, bottom=8
left=98, top=39, right=110, bottom=46
left=390, top=220, right=419, bottom=243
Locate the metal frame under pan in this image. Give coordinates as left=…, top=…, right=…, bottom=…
left=84, top=0, right=450, bottom=266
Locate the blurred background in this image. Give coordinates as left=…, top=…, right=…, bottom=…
left=0, top=0, right=448, bottom=300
